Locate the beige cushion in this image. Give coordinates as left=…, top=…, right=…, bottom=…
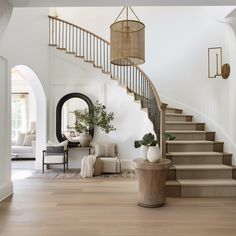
left=94, top=143, right=115, bottom=157
left=23, top=134, right=36, bottom=146
left=29, top=121, right=36, bottom=134
left=16, top=131, right=25, bottom=145
left=93, top=158, right=103, bottom=176
left=99, top=157, right=120, bottom=173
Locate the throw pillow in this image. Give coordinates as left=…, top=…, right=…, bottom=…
left=47, top=140, right=57, bottom=146
left=56, top=140, right=69, bottom=151
left=94, top=143, right=115, bottom=157
left=16, top=131, right=25, bottom=146
left=29, top=121, right=36, bottom=134
left=23, top=134, right=36, bottom=146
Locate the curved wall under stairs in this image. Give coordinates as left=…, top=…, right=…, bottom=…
left=48, top=48, right=153, bottom=167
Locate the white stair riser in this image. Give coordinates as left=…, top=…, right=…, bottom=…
left=172, top=156, right=222, bottom=165
left=181, top=186, right=236, bottom=197
left=176, top=169, right=232, bottom=179
left=167, top=143, right=214, bottom=152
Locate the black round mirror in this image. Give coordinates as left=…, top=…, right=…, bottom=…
left=56, top=93, right=94, bottom=147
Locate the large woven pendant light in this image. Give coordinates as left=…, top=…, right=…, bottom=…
left=110, top=6, right=145, bottom=66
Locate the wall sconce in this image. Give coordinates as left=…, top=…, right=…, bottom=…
left=208, top=47, right=230, bottom=79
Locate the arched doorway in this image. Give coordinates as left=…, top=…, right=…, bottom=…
left=11, top=65, right=46, bottom=171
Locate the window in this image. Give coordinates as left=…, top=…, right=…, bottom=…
left=11, top=93, right=28, bottom=140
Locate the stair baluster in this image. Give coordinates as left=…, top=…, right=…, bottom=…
left=48, top=16, right=166, bottom=157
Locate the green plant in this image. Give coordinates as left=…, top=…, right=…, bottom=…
left=164, top=132, right=176, bottom=141
left=74, top=101, right=116, bottom=133
left=134, top=133, right=157, bottom=148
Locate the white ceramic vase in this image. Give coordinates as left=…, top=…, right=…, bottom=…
left=141, top=145, right=149, bottom=160
left=78, top=132, right=92, bottom=147
left=147, top=146, right=162, bottom=163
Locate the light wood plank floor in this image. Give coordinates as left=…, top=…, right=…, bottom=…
left=1, top=178, right=236, bottom=236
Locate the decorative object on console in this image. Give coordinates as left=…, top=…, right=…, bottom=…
left=78, top=132, right=92, bottom=147
left=208, top=47, right=230, bottom=79
left=134, top=133, right=157, bottom=159
left=75, top=100, right=116, bottom=133
left=110, top=6, right=145, bottom=66
left=74, top=101, right=116, bottom=147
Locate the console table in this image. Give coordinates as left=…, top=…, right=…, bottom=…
left=69, top=146, right=92, bottom=155
left=67, top=147, right=92, bottom=168
left=133, top=158, right=171, bottom=208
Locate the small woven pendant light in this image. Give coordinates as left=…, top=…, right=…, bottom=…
left=110, top=6, right=145, bottom=66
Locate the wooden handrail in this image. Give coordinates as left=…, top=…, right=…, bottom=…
left=48, top=15, right=165, bottom=156
left=48, top=16, right=109, bottom=44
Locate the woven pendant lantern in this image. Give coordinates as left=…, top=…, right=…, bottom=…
left=110, top=6, right=145, bottom=66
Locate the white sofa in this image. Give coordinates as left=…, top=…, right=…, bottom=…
left=12, top=126, right=36, bottom=159
left=12, top=140, right=36, bottom=159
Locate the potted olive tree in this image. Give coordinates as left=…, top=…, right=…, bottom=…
left=74, top=101, right=116, bottom=147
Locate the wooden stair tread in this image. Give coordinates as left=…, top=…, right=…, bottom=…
left=178, top=179, right=236, bottom=186
left=166, top=140, right=214, bottom=144
left=166, top=121, right=204, bottom=124
left=166, top=130, right=211, bottom=134
left=166, top=107, right=182, bottom=111
left=165, top=180, right=180, bottom=186
left=173, top=164, right=232, bottom=170
left=166, top=113, right=192, bottom=117
left=167, top=151, right=223, bottom=156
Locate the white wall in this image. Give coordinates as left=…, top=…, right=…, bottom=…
left=0, top=8, right=49, bottom=94
left=52, top=6, right=236, bottom=163
left=0, top=8, right=49, bottom=169
left=0, top=0, right=13, bottom=201
left=1, top=6, right=236, bottom=176
left=49, top=49, right=153, bottom=167
left=0, top=57, right=13, bottom=201
left=0, top=0, right=13, bottom=40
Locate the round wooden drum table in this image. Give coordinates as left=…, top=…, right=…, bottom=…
left=133, top=158, right=171, bottom=208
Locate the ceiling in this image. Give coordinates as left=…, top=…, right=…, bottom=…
left=8, top=0, right=236, bottom=7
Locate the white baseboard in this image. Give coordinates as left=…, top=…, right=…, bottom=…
left=121, top=159, right=135, bottom=170
left=0, top=181, right=13, bottom=202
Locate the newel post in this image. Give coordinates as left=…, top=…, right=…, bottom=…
left=160, top=103, right=167, bottom=158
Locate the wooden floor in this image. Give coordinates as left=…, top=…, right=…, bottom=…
left=1, top=178, right=236, bottom=236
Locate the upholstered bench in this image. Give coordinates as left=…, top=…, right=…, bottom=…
left=93, top=158, right=103, bottom=176
left=92, top=143, right=121, bottom=174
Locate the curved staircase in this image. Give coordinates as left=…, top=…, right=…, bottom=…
left=165, top=106, right=236, bottom=197
left=48, top=16, right=236, bottom=197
